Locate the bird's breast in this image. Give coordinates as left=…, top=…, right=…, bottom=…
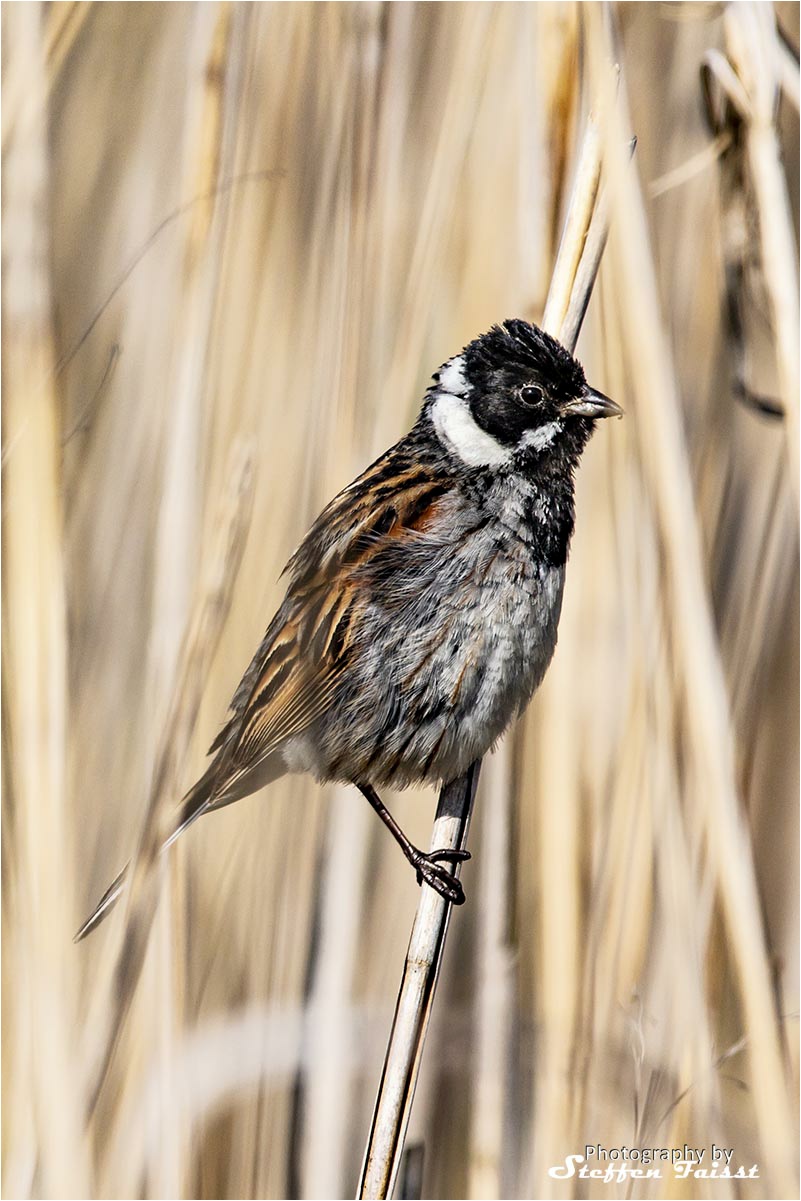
left=453, top=528, right=565, bottom=723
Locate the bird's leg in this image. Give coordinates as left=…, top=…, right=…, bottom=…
left=357, top=783, right=470, bottom=905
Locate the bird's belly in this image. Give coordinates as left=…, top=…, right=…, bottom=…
left=295, top=549, right=566, bottom=789
left=423, top=558, right=566, bottom=780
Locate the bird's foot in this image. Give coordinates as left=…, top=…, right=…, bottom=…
left=411, top=848, right=471, bottom=905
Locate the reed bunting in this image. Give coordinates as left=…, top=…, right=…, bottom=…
left=77, top=319, right=620, bottom=938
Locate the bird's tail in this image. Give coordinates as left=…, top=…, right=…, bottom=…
left=74, top=765, right=218, bottom=943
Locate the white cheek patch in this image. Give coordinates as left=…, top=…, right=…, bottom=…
left=437, top=355, right=470, bottom=396
left=431, top=393, right=512, bottom=468
left=520, top=420, right=562, bottom=453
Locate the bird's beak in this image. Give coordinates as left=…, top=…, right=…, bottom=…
left=562, top=386, right=623, bottom=419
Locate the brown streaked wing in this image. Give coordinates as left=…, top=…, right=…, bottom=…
left=205, top=447, right=455, bottom=791
left=211, top=608, right=344, bottom=793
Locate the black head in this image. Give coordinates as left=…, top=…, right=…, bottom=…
left=427, top=318, right=620, bottom=474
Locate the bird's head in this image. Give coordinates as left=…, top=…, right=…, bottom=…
left=427, top=318, right=621, bottom=474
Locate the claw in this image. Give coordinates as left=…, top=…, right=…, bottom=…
left=429, top=849, right=471, bottom=865
left=412, top=848, right=468, bottom=905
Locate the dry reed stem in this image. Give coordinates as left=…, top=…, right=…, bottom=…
left=84, top=440, right=254, bottom=1118
left=358, top=766, right=482, bottom=1201
left=358, top=97, right=616, bottom=1200
left=1, top=4, right=91, bottom=1196
left=589, top=5, right=796, bottom=1192
left=723, top=4, right=800, bottom=498
left=147, top=9, right=235, bottom=1191
left=44, top=2, right=93, bottom=86
left=776, top=27, right=800, bottom=111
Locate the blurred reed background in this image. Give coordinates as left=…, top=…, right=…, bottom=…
left=2, top=2, right=798, bottom=1198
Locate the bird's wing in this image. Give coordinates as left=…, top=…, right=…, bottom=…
left=74, top=445, right=454, bottom=942
left=206, top=440, right=454, bottom=796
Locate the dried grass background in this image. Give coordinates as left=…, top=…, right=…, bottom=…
left=2, top=2, right=799, bottom=1199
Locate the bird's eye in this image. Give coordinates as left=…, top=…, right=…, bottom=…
left=520, top=385, right=542, bottom=406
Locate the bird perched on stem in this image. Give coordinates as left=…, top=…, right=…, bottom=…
left=77, top=318, right=620, bottom=939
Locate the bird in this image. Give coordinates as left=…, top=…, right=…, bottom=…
left=76, top=318, right=621, bottom=940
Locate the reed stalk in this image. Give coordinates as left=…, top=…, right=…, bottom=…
left=82, top=441, right=254, bottom=1116
left=588, top=5, right=796, bottom=1190
left=358, top=97, right=620, bottom=1200
left=1, top=5, right=89, bottom=1195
